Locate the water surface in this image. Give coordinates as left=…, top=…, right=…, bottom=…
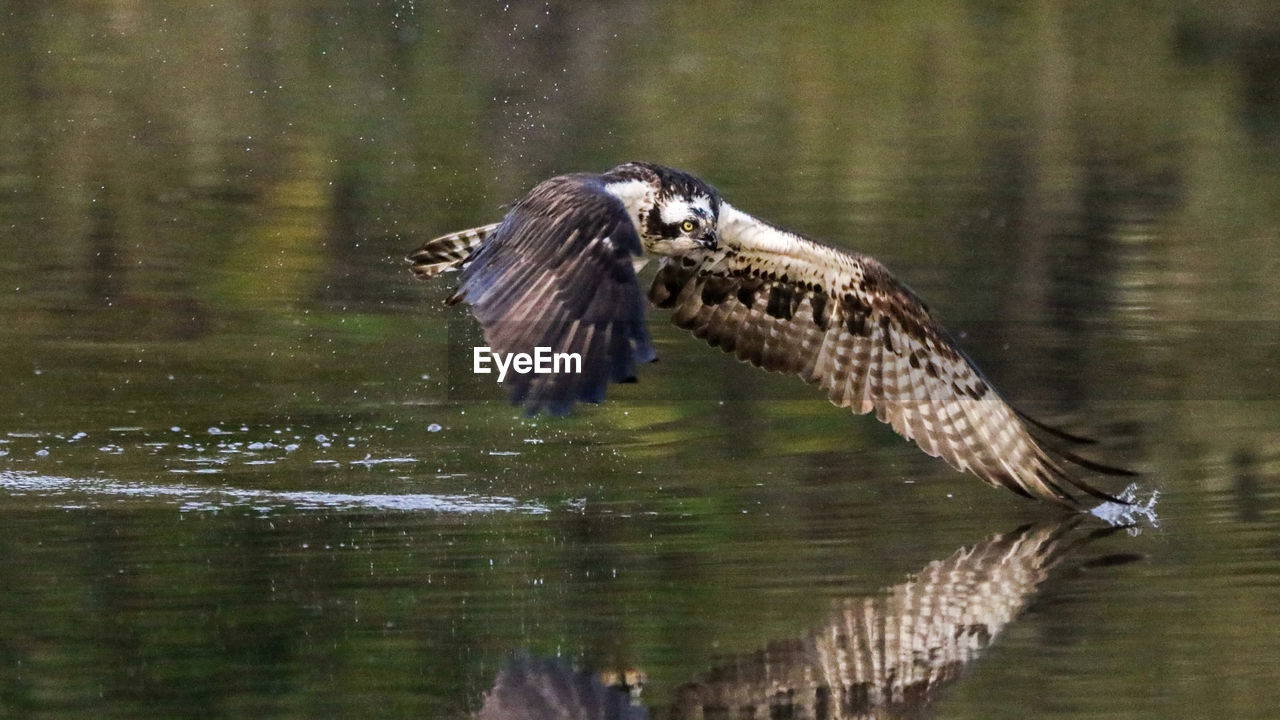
left=2, top=2, right=1279, bottom=718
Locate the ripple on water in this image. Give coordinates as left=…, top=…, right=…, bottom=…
left=0, top=470, right=549, bottom=515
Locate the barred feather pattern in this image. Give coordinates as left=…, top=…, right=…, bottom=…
left=407, top=222, right=501, bottom=279
left=649, top=203, right=1110, bottom=505
left=670, top=520, right=1083, bottom=720
left=409, top=164, right=1129, bottom=504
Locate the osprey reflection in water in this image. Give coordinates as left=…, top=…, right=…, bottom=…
left=475, top=518, right=1125, bottom=720
left=408, top=162, right=1133, bottom=506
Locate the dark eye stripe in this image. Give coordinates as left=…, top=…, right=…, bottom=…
left=646, top=211, right=684, bottom=239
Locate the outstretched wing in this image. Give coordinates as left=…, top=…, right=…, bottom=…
left=451, top=173, right=656, bottom=415
left=649, top=204, right=1126, bottom=505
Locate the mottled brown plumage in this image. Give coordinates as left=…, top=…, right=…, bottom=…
left=645, top=207, right=1122, bottom=504
left=408, top=163, right=1133, bottom=506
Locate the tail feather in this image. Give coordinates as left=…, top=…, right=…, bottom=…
left=406, top=222, right=501, bottom=280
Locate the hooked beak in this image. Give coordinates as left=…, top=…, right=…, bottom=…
left=698, top=228, right=718, bottom=250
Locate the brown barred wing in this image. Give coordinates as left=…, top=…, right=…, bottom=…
left=649, top=251, right=1118, bottom=505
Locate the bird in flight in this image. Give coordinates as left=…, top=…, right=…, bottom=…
left=408, top=162, right=1132, bottom=506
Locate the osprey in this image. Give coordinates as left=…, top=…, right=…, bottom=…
left=408, top=162, right=1132, bottom=506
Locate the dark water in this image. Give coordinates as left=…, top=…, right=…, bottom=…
left=2, top=2, right=1280, bottom=718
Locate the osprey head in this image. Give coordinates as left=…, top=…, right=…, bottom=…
left=602, top=162, right=720, bottom=255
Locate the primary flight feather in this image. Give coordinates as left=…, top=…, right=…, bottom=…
left=408, top=162, right=1132, bottom=506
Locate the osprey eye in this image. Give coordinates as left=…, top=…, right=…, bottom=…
left=680, top=219, right=697, bottom=233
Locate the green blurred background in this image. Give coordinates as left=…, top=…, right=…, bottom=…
left=1, top=1, right=1279, bottom=718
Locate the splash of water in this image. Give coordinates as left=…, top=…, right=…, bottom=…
left=1090, top=483, right=1160, bottom=530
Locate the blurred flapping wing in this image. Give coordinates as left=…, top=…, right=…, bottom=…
left=452, top=174, right=656, bottom=415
